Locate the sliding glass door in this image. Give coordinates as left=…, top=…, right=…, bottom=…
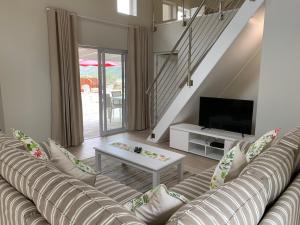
left=99, top=51, right=127, bottom=136
left=79, top=47, right=127, bottom=138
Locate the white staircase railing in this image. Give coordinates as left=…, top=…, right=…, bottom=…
left=147, top=0, right=247, bottom=133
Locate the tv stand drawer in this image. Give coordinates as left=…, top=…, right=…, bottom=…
left=170, top=129, right=189, bottom=152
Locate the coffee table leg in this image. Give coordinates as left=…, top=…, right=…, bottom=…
left=178, top=161, right=183, bottom=181
left=153, top=172, right=160, bottom=188
left=95, top=152, right=102, bottom=172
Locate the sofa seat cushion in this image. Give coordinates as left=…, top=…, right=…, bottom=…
left=240, top=144, right=295, bottom=204
left=0, top=176, right=49, bottom=225
left=170, top=166, right=215, bottom=200
left=259, top=173, right=300, bottom=225
left=167, top=174, right=269, bottom=225
left=29, top=165, right=146, bottom=225
left=96, top=174, right=142, bottom=204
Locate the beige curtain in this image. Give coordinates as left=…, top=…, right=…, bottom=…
left=127, top=26, right=151, bottom=131
left=47, top=8, right=83, bottom=147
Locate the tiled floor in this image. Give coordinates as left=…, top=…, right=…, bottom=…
left=70, top=130, right=217, bottom=174
left=81, top=92, right=123, bottom=139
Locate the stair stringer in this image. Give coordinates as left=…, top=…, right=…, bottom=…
left=149, top=0, right=264, bottom=143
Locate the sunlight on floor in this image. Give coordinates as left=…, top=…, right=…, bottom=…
left=82, top=92, right=123, bottom=139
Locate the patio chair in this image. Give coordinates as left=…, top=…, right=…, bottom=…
left=111, top=91, right=122, bottom=121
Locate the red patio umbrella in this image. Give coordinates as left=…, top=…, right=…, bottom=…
left=79, top=59, right=118, bottom=67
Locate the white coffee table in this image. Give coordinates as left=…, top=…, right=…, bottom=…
left=94, top=140, right=186, bottom=188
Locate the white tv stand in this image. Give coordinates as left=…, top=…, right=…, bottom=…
left=170, top=123, right=253, bottom=160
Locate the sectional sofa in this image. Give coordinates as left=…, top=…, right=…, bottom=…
left=0, top=128, right=300, bottom=225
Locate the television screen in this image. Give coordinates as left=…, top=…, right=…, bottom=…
left=199, top=97, right=254, bottom=134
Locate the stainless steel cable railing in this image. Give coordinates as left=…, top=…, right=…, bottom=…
left=147, top=0, right=246, bottom=129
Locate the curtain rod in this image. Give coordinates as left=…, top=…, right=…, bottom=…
left=46, top=7, right=130, bottom=29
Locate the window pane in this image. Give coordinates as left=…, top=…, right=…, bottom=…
left=118, top=0, right=130, bottom=15
left=163, top=3, right=172, bottom=21
left=104, top=53, right=124, bottom=131
left=78, top=47, right=100, bottom=139
left=177, top=6, right=191, bottom=21
left=177, top=6, right=183, bottom=20
left=117, top=0, right=137, bottom=16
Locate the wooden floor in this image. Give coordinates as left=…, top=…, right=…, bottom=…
left=70, top=130, right=217, bottom=174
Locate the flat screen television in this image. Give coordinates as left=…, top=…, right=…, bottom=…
left=199, top=97, right=254, bottom=135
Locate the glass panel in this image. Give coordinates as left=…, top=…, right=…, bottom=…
left=154, top=0, right=204, bottom=24
left=117, top=0, right=130, bottom=15
left=178, top=6, right=191, bottom=21
left=163, top=3, right=173, bottom=21
left=117, top=0, right=137, bottom=16
left=103, top=53, right=124, bottom=132
left=78, top=47, right=100, bottom=139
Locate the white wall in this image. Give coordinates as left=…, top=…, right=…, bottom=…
left=256, top=0, right=300, bottom=136
left=0, top=0, right=152, bottom=141
left=176, top=47, right=262, bottom=135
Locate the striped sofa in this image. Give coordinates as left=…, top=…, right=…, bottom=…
left=1, top=128, right=300, bottom=225
left=166, top=128, right=300, bottom=225
left=0, top=136, right=145, bottom=225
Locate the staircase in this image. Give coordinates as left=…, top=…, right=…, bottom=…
left=147, top=0, right=265, bottom=142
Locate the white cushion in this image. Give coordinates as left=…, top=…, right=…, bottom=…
left=49, top=139, right=96, bottom=186
left=124, top=184, right=189, bottom=225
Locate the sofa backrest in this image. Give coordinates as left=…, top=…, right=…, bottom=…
left=166, top=173, right=270, bottom=225
left=166, top=141, right=295, bottom=225
left=240, top=144, right=295, bottom=204
left=0, top=136, right=41, bottom=199
left=0, top=136, right=146, bottom=225
left=274, top=127, right=300, bottom=173
left=0, top=176, right=50, bottom=225
left=259, top=173, right=300, bottom=225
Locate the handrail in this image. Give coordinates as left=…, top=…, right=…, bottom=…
left=146, top=0, right=207, bottom=95
left=147, top=0, right=246, bottom=129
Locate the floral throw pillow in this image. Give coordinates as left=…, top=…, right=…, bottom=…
left=13, top=129, right=49, bottom=160
left=124, top=184, right=189, bottom=225
left=210, top=144, right=247, bottom=190
left=246, top=128, right=280, bottom=162
left=49, top=139, right=96, bottom=175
